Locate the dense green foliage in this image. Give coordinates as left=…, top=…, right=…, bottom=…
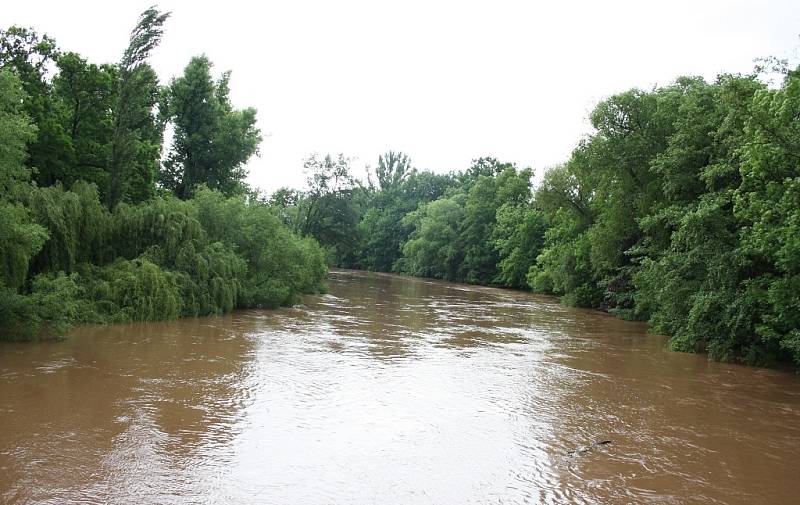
left=286, top=67, right=800, bottom=368
left=0, top=10, right=326, bottom=341
left=2, top=10, right=799, bottom=368
left=161, top=56, right=261, bottom=199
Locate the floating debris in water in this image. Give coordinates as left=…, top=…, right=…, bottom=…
left=564, top=440, right=612, bottom=457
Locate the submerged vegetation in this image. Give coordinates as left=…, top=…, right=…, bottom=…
left=2, top=8, right=799, bottom=369
left=0, top=9, right=326, bottom=341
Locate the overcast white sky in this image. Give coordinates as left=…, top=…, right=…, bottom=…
left=4, top=0, right=799, bottom=193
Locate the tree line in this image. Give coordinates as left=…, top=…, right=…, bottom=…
left=0, top=8, right=326, bottom=340
left=3, top=8, right=798, bottom=368
left=278, top=68, right=800, bottom=368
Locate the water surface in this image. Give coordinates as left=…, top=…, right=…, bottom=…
left=2, top=270, right=800, bottom=504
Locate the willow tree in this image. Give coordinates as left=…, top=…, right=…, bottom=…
left=0, top=69, right=47, bottom=290
left=107, top=7, right=169, bottom=208
left=161, top=55, right=261, bottom=199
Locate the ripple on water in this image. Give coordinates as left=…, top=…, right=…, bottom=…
left=2, top=270, right=800, bottom=504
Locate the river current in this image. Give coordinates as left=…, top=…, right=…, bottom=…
left=1, top=269, right=799, bottom=504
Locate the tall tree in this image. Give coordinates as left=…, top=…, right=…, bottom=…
left=52, top=52, right=117, bottom=193
left=107, top=6, right=170, bottom=208
left=161, top=55, right=261, bottom=199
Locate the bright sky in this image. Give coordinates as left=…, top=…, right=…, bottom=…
left=4, top=0, right=799, bottom=193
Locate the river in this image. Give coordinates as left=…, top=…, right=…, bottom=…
left=1, top=269, right=799, bottom=504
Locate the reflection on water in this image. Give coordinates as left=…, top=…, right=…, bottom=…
left=1, top=269, right=800, bottom=504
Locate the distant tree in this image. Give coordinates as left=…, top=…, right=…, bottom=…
left=493, top=201, right=547, bottom=289
left=296, top=154, right=363, bottom=265
left=457, top=165, right=531, bottom=284
left=161, top=55, right=261, bottom=199
left=400, top=195, right=466, bottom=280
left=458, top=157, right=514, bottom=189
left=266, top=186, right=304, bottom=232
left=373, top=150, right=411, bottom=191
left=357, top=168, right=455, bottom=272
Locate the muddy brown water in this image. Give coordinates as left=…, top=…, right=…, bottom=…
left=2, top=269, right=800, bottom=504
